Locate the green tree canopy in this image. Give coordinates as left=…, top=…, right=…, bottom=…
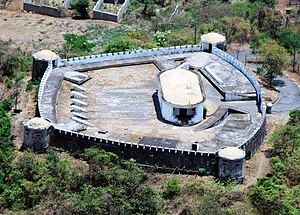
left=104, top=37, right=140, bottom=53
left=258, top=40, right=289, bottom=86
left=278, top=29, right=300, bottom=72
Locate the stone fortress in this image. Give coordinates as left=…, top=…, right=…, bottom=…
left=23, top=32, right=266, bottom=182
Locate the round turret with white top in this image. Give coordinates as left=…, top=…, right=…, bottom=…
left=23, top=117, right=52, bottom=152
left=32, top=50, right=59, bottom=80
left=218, top=147, right=245, bottom=182
left=201, top=32, right=226, bottom=52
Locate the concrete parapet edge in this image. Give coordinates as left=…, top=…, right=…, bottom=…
left=60, top=44, right=202, bottom=67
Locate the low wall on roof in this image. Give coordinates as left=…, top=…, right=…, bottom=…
left=38, top=63, right=53, bottom=118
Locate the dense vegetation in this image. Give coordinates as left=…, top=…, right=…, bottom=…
left=0, top=99, right=250, bottom=214
left=0, top=40, right=31, bottom=80
left=250, top=110, right=300, bottom=215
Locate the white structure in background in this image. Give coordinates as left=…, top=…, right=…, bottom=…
left=218, top=147, right=246, bottom=182
left=201, top=32, right=226, bottom=52
left=158, top=68, right=205, bottom=126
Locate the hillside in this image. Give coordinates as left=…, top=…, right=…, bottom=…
left=0, top=0, right=300, bottom=214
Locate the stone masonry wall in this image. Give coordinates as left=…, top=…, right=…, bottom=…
left=60, top=44, right=202, bottom=67
left=52, top=129, right=218, bottom=174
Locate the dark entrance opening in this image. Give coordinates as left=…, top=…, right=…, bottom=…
left=208, top=43, right=213, bottom=53
left=175, top=108, right=195, bottom=125
left=216, top=43, right=224, bottom=51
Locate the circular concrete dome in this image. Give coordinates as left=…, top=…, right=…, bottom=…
left=24, top=117, right=51, bottom=130
left=33, top=50, right=57, bottom=61
left=201, top=32, right=226, bottom=44
left=218, top=147, right=245, bottom=160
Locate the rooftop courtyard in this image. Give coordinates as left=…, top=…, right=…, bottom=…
left=45, top=50, right=264, bottom=153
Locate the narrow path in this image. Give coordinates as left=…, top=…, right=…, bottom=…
left=272, top=75, right=300, bottom=114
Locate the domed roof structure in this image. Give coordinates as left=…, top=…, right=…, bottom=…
left=24, top=117, right=51, bottom=130
left=201, top=32, right=226, bottom=44
left=33, top=50, right=57, bottom=61
left=218, top=147, right=245, bottom=160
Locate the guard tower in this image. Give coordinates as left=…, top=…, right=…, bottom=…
left=23, top=117, right=52, bottom=152
left=201, top=32, right=226, bottom=53
left=218, top=147, right=245, bottom=183
left=32, top=50, right=59, bottom=80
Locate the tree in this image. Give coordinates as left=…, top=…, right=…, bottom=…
left=278, top=29, right=300, bottom=73
left=186, top=0, right=232, bottom=28
left=249, top=177, right=298, bottom=215
left=288, top=109, right=300, bottom=126
left=70, top=0, right=89, bottom=19
left=209, top=17, right=254, bottom=44
left=270, top=124, right=300, bottom=158
left=232, top=1, right=260, bottom=21
left=249, top=0, right=276, bottom=7
left=255, top=7, right=282, bottom=38
left=162, top=177, right=181, bottom=199
left=258, top=40, right=289, bottom=86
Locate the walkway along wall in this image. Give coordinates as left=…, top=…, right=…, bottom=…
left=212, top=47, right=265, bottom=113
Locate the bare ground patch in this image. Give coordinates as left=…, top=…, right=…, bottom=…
left=0, top=10, right=119, bottom=52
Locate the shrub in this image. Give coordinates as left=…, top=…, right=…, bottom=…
left=162, top=177, right=181, bottom=199
left=104, top=37, right=140, bottom=53
left=61, top=33, right=95, bottom=58
left=4, top=78, right=12, bottom=89
left=70, top=0, right=89, bottom=18
left=288, top=109, right=300, bottom=126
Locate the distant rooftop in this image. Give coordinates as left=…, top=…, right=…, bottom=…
left=158, top=69, right=204, bottom=107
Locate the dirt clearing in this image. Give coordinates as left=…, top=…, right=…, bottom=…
left=0, top=10, right=119, bottom=52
